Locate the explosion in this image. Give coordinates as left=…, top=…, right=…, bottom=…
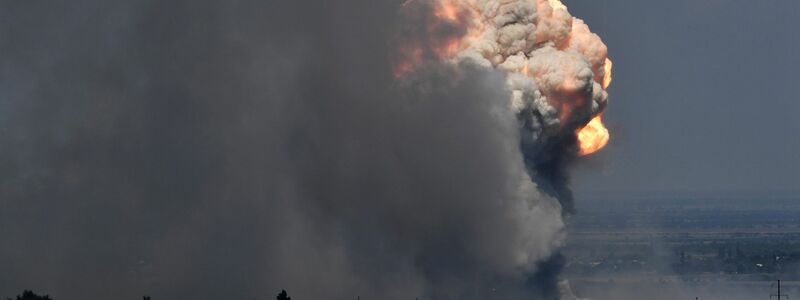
left=577, top=115, right=609, bottom=156
left=396, top=0, right=612, bottom=156
left=576, top=56, right=613, bottom=156
left=392, top=1, right=614, bottom=296
left=0, top=0, right=622, bottom=299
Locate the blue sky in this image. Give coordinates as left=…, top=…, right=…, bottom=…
left=568, top=0, right=800, bottom=198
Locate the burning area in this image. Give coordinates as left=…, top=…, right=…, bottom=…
left=394, top=0, right=612, bottom=157
left=0, top=0, right=615, bottom=299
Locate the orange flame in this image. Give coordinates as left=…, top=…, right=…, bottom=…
left=577, top=115, right=609, bottom=156
left=602, top=58, right=613, bottom=89
left=576, top=58, right=612, bottom=156
left=435, top=0, right=459, bottom=22
left=393, top=0, right=482, bottom=78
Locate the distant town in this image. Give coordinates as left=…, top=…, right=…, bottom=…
left=565, top=196, right=800, bottom=300
left=5, top=290, right=294, bottom=300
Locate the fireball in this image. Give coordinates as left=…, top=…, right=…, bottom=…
left=396, top=0, right=613, bottom=156
left=576, top=115, right=609, bottom=156
left=576, top=58, right=612, bottom=156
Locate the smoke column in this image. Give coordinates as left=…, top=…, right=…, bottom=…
left=393, top=1, right=613, bottom=296
left=0, top=0, right=609, bottom=299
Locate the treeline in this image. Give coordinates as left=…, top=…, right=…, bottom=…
left=5, top=290, right=52, bottom=300
left=6, top=289, right=293, bottom=300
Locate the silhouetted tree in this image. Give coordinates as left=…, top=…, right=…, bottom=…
left=6, top=290, right=52, bottom=300
left=276, top=290, right=291, bottom=300
left=144, top=296, right=151, bottom=300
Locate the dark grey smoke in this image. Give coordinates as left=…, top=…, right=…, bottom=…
left=0, top=1, right=573, bottom=299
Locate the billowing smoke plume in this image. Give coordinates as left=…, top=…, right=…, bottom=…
left=0, top=0, right=608, bottom=299
left=397, top=0, right=611, bottom=155
left=393, top=1, right=612, bottom=296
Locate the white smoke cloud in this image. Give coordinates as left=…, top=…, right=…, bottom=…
left=452, top=0, right=610, bottom=142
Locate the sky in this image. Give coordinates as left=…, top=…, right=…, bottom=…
left=568, top=0, right=800, bottom=199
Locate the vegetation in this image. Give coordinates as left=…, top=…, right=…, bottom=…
left=5, top=290, right=52, bottom=300
left=4, top=290, right=292, bottom=300
left=277, top=290, right=292, bottom=300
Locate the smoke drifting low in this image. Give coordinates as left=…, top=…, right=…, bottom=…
left=0, top=0, right=608, bottom=299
